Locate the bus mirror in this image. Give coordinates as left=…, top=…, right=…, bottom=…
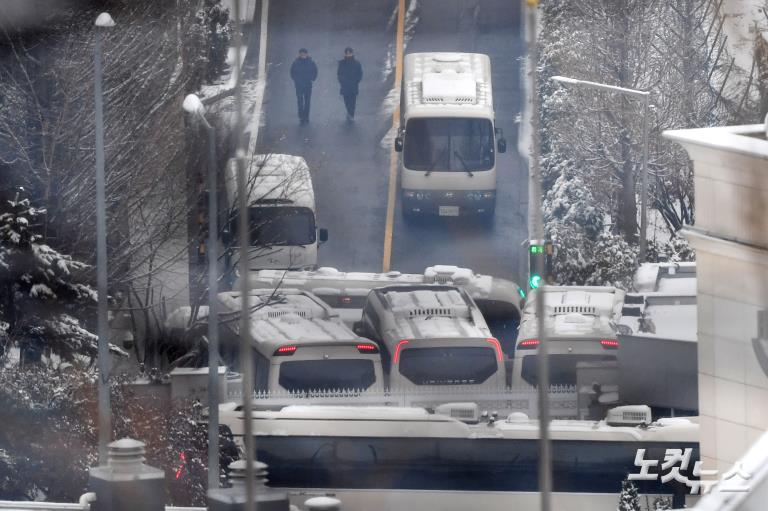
left=394, top=136, right=404, bottom=152
left=318, top=228, right=329, bottom=243
left=497, top=138, right=507, bottom=154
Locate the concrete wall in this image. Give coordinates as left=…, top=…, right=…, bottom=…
left=665, top=124, right=768, bottom=476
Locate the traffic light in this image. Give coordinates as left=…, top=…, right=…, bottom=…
left=528, top=241, right=544, bottom=290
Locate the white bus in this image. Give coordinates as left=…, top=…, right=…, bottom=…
left=512, top=286, right=626, bottom=388
left=356, top=285, right=507, bottom=389
left=219, top=404, right=700, bottom=511
left=394, top=53, right=507, bottom=219
left=216, top=289, right=383, bottom=394
left=224, top=154, right=328, bottom=272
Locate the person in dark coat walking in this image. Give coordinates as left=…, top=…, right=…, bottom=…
left=337, top=47, right=363, bottom=120
left=290, top=48, right=318, bottom=124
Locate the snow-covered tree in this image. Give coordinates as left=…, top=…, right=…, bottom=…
left=537, top=0, right=761, bottom=288
left=199, top=0, right=232, bottom=84
left=0, top=367, right=214, bottom=504
left=651, top=496, right=672, bottom=510
left=0, top=0, right=234, bottom=366
left=617, top=478, right=641, bottom=511
left=0, top=192, right=103, bottom=362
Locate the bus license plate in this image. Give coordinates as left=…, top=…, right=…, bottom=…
left=439, top=206, right=459, bottom=216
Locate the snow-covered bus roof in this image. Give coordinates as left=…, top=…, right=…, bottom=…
left=374, top=285, right=491, bottom=340
left=216, top=289, right=358, bottom=353
left=225, top=153, right=314, bottom=210
left=403, top=53, right=494, bottom=120
left=221, top=404, right=698, bottom=442
left=518, top=286, right=625, bottom=340
left=235, top=265, right=523, bottom=315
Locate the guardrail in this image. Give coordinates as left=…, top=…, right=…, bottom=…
left=225, top=385, right=580, bottom=419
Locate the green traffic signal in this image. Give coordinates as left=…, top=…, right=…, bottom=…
left=529, top=274, right=542, bottom=289
left=529, top=245, right=544, bottom=254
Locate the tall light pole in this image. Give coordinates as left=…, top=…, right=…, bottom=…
left=524, top=2, right=552, bottom=511
left=182, top=93, right=220, bottom=492
left=93, top=11, right=115, bottom=466
left=550, top=76, right=651, bottom=262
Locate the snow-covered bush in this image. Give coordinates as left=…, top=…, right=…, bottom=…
left=617, top=478, right=641, bottom=511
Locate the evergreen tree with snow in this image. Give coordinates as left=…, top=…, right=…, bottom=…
left=198, top=0, right=232, bottom=83
left=0, top=191, right=105, bottom=363
left=617, top=479, right=641, bottom=511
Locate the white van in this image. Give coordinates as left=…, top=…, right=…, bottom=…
left=394, top=53, right=507, bottom=218
left=224, top=154, right=327, bottom=271
left=512, top=286, right=626, bottom=387
left=216, top=289, right=383, bottom=394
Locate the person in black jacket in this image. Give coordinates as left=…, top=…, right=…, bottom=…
left=337, top=47, right=363, bottom=121
left=290, top=48, right=318, bottom=124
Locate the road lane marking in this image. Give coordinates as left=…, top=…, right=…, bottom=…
left=382, top=0, right=406, bottom=272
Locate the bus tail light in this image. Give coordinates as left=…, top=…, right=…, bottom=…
left=393, top=340, right=410, bottom=364
left=486, top=337, right=503, bottom=361
left=274, top=345, right=297, bottom=356
left=600, top=339, right=619, bottom=349
left=517, top=339, right=539, bottom=349
left=356, top=343, right=379, bottom=353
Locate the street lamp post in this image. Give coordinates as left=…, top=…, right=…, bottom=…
left=550, top=76, right=651, bottom=262
left=182, top=93, right=220, bottom=492
left=93, top=11, right=115, bottom=466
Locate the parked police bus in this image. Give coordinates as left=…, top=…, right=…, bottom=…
left=512, top=286, right=625, bottom=388
left=355, top=285, right=507, bottom=389
left=394, top=53, right=507, bottom=219
left=237, top=265, right=523, bottom=354
left=216, top=288, right=383, bottom=394
left=219, top=403, right=699, bottom=511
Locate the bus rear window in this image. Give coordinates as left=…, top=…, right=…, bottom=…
left=399, top=347, right=497, bottom=385
left=278, top=359, right=376, bottom=393
left=521, top=354, right=616, bottom=386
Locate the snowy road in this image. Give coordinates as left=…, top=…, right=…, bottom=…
left=256, top=0, right=528, bottom=283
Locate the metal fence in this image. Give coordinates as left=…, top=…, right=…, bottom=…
left=225, top=385, right=580, bottom=419
left=0, top=496, right=206, bottom=511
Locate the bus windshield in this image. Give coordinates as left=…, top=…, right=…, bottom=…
left=231, top=206, right=316, bottom=246
left=403, top=118, right=494, bottom=172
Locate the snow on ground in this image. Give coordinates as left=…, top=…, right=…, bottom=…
left=379, top=0, right=419, bottom=148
